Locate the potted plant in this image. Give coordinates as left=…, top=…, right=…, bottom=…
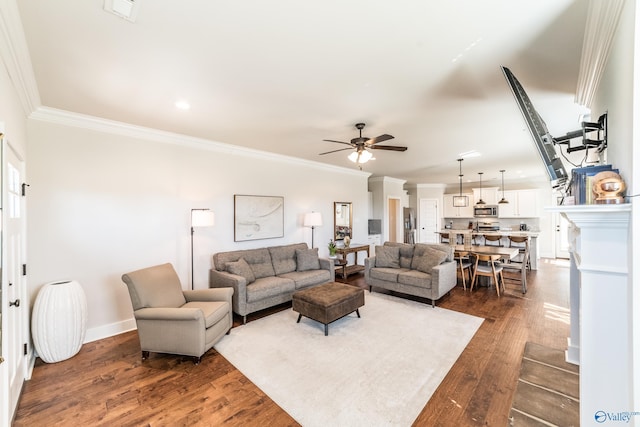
left=328, top=239, right=337, bottom=258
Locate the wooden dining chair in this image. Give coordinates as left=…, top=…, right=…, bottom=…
left=483, top=234, right=503, bottom=247
left=454, top=250, right=473, bottom=290
left=439, top=232, right=451, bottom=244
left=470, top=253, right=505, bottom=296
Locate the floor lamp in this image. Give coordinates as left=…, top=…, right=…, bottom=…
left=304, top=212, right=323, bottom=248
left=191, top=208, right=215, bottom=290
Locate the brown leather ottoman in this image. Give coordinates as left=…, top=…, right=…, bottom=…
left=292, top=282, right=365, bottom=336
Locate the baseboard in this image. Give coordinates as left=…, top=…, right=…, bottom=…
left=84, top=318, right=137, bottom=343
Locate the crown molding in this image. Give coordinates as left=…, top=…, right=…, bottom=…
left=0, top=0, right=41, bottom=115
left=29, top=106, right=370, bottom=178
left=575, top=0, right=625, bottom=108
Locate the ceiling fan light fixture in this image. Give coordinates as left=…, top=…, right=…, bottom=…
left=348, top=149, right=372, bottom=164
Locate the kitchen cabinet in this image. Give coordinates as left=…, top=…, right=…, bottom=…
left=472, top=187, right=499, bottom=206
left=499, top=189, right=539, bottom=218
left=443, top=193, right=474, bottom=218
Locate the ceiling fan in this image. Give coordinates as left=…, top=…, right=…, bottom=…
left=319, top=123, right=408, bottom=164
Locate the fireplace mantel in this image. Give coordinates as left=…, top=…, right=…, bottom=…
left=547, top=203, right=632, bottom=425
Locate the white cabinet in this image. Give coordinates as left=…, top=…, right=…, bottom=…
left=472, top=187, right=499, bottom=205
left=499, top=189, right=539, bottom=218
left=367, top=234, right=382, bottom=255
left=443, top=194, right=474, bottom=218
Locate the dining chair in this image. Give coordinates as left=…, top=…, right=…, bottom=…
left=439, top=232, right=450, bottom=244
left=470, top=253, right=505, bottom=296
left=483, top=234, right=503, bottom=247
left=454, top=250, right=473, bottom=290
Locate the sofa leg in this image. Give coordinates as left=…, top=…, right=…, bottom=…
left=369, top=286, right=372, bottom=293
left=226, top=328, right=231, bottom=335
left=193, top=356, right=201, bottom=365
left=141, top=351, right=149, bottom=360
left=243, top=315, right=247, bottom=325
left=431, top=299, right=435, bottom=308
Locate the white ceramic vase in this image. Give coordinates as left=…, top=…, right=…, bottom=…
left=32, top=280, right=88, bottom=363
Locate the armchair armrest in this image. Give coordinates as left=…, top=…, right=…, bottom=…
left=135, top=307, right=204, bottom=321
left=184, top=288, right=234, bottom=304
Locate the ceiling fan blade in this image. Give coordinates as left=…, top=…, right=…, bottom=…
left=368, top=134, right=394, bottom=144
left=319, top=147, right=353, bottom=155
left=322, top=139, right=353, bottom=147
left=370, top=145, right=408, bottom=152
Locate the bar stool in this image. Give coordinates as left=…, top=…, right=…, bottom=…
left=470, top=253, right=505, bottom=296
left=507, top=235, right=531, bottom=271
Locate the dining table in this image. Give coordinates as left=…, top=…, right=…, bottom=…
left=453, top=244, right=525, bottom=292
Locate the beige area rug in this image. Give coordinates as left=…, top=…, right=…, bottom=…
left=215, top=291, right=483, bottom=426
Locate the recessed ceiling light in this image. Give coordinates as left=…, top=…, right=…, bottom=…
left=175, top=100, right=191, bottom=110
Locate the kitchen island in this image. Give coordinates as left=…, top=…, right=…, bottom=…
left=440, top=229, right=539, bottom=269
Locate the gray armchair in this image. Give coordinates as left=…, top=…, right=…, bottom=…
left=121, top=263, right=233, bottom=364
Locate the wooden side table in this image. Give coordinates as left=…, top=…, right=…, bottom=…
left=335, top=244, right=370, bottom=279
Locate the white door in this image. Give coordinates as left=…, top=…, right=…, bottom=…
left=419, top=198, right=438, bottom=243
left=555, top=213, right=570, bottom=259
left=2, top=142, right=27, bottom=424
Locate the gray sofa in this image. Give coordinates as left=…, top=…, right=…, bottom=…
left=364, top=241, right=457, bottom=307
left=209, top=243, right=334, bottom=323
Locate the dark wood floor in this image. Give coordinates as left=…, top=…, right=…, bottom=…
left=14, top=258, right=571, bottom=426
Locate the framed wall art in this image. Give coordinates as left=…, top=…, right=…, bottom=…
left=234, top=195, right=284, bottom=242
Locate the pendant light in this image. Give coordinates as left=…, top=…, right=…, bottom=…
left=476, top=172, right=486, bottom=205
left=452, top=159, right=468, bottom=207
left=499, top=169, right=509, bottom=204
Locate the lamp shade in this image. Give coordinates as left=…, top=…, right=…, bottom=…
left=192, top=209, right=215, bottom=227
left=304, top=212, right=323, bottom=227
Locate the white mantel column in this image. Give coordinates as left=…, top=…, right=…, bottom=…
left=549, top=204, right=632, bottom=425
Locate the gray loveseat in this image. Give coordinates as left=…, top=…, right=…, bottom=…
left=364, top=241, right=457, bottom=307
left=209, top=243, right=334, bottom=323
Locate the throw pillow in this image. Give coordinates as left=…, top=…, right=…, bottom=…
left=226, top=258, right=256, bottom=284
left=415, top=246, right=449, bottom=274
left=296, top=248, right=320, bottom=271
left=375, top=245, right=400, bottom=268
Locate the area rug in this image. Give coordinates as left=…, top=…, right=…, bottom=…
left=215, top=291, right=483, bottom=426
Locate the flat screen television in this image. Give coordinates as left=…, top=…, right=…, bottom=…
left=368, top=219, right=381, bottom=235
left=501, top=66, right=569, bottom=189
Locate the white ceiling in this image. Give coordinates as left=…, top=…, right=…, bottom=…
left=15, top=0, right=589, bottom=188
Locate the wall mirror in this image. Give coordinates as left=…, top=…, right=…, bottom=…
left=334, top=202, right=352, bottom=241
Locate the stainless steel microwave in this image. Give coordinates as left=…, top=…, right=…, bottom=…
left=474, top=205, right=499, bottom=218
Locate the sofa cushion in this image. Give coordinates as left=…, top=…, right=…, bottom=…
left=383, top=242, right=415, bottom=268
left=243, top=248, right=276, bottom=279
left=296, top=248, right=320, bottom=271
left=397, top=270, right=432, bottom=288
left=415, top=243, right=454, bottom=262
left=370, top=267, right=404, bottom=282
left=269, top=244, right=306, bottom=275
left=375, top=245, right=400, bottom=268
left=280, top=269, right=331, bottom=289
left=225, top=258, right=256, bottom=284
left=413, top=246, right=449, bottom=274
left=246, top=276, right=296, bottom=303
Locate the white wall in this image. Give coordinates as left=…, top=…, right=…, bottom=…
left=26, top=116, right=369, bottom=341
